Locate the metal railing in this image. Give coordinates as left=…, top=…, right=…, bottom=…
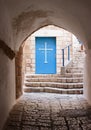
left=62, top=44, right=72, bottom=66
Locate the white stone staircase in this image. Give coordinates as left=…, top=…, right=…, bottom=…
left=24, top=51, right=85, bottom=94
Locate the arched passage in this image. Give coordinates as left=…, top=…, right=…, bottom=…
left=1, top=0, right=91, bottom=129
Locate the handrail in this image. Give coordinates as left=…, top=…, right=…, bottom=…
left=62, top=44, right=72, bottom=50
left=62, top=44, right=72, bottom=66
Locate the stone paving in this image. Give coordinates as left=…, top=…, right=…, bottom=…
left=3, top=93, right=91, bottom=130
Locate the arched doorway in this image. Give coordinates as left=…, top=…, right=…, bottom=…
left=15, top=25, right=85, bottom=98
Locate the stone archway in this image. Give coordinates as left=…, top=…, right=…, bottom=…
left=16, top=25, right=85, bottom=96
left=15, top=45, right=24, bottom=99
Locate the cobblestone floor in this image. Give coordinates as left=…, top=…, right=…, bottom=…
left=3, top=93, right=91, bottom=130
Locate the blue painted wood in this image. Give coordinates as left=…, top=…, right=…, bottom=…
left=35, top=37, right=56, bottom=74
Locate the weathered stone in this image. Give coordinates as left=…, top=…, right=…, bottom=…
left=4, top=93, right=91, bottom=130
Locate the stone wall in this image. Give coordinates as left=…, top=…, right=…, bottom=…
left=84, top=50, right=91, bottom=105
left=0, top=1, right=16, bottom=129
left=0, top=50, right=15, bottom=130
left=15, top=46, right=23, bottom=99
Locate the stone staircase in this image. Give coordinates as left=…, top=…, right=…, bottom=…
left=24, top=51, right=85, bottom=94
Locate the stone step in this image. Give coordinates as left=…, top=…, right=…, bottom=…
left=73, top=55, right=85, bottom=58
left=67, top=71, right=83, bottom=74
left=26, top=74, right=61, bottom=78
left=24, top=87, right=83, bottom=94
left=70, top=66, right=84, bottom=68
left=63, top=73, right=83, bottom=78
left=66, top=69, right=83, bottom=73
left=72, top=59, right=82, bottom=61
left=72, top=63, right=84, bottom=65
left=25, top=82, right=83, bottom=89
left=70, top=60, right=84, bottom=62
left=70, top=65, right=84, bottom=68
left=25, top=77, right=83, bottom=83
left=66, top=67, right=83, bottom=73
left=73, top=56, right=84, bottom=58
left=72, top=59, right=84, bottom=61
left=73, top=53, right=85, bottom=56
left=66, top=67, right=83, bottom=70
left=72, top=62, right=84, bottom=64
left=26, top=73, right=83, bottom=78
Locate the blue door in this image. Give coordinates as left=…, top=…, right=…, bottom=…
left=35, top=37, right=56, bottom=74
